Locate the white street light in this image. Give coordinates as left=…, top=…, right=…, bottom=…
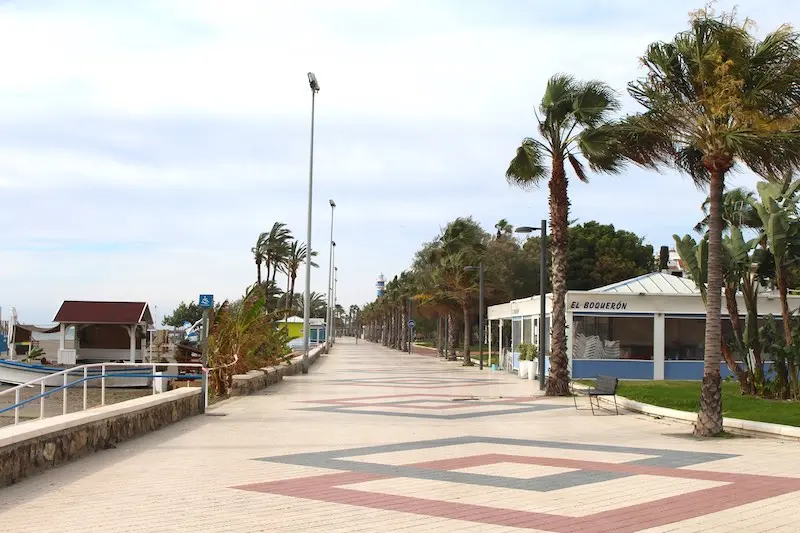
left=302, top=72, right=320, bottom=373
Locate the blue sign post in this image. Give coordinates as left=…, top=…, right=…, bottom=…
left=198, top=294, right=214, bottom=367
left=408, top=319, right=415, bottom=329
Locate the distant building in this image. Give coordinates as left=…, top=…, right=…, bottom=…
left=655, top=246, right=685, bottom=276
left=376, top=274, right=385, bottom=297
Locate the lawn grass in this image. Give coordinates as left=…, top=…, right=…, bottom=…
left=580, top=380, right=800, bottom=427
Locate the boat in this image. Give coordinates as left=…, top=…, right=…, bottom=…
left=0, top=359, right=152, bottom=388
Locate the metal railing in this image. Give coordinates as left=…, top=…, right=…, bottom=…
left=0, top=362, right=208, bottom=427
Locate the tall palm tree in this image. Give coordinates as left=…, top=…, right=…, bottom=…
left=282, top=241, right=318, bottom=309
left=252, top=233, right=268, bottom=286
left=263, top=222, right=293, bottom=291
left=615, top=10, right=800, bottom=435
left=261, top=222, right=293, bottom=310
left=506, top=74, right=622, bottom=396
left=433, top=251, right=480, bottom=366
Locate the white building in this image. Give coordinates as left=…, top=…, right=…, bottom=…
left=487, top=271, right=800, bottom=380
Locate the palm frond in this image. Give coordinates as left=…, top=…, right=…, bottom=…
left=540, top=73, right=579, bottom=126
left=577, top=124, right=624, bottom=174
left=567, top=153, right=588, bottom=183
left=505, top=138, right=548, bottom=190
left=572, top=80, right=621, bottom=127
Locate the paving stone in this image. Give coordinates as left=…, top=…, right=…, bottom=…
left=0, top=338, right=798, bottom=532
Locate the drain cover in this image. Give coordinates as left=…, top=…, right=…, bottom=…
left=205, top=412, right=228, bottom=417
left=451, top=397, right=480, bottom=402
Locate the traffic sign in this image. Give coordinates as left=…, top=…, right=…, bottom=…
left=199, top=294, right=214, bottom=308
left=408, top=319, right=415, bottom=329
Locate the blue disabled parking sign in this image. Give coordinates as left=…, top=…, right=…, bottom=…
left=408, top=319, right=415, bottom=328
left=199, top=294, right=214, bottom=308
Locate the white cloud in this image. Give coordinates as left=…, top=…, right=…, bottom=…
left=0, top=0, right=796, bottom=322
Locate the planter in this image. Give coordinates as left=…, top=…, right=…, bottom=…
left=518, top=360, right=531, bottom=379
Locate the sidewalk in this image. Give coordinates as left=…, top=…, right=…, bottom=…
left=0, top=338, right=798, bottom=532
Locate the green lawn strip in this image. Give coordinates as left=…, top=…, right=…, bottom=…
left=578, top=380, right=800, bottom=427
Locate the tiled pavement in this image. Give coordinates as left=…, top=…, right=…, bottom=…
left=1, top=339, right=799, bottom=532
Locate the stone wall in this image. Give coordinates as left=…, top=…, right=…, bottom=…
left=230, top=344, right=326, bottom=396
left=0, top=388, right=202, bottom=488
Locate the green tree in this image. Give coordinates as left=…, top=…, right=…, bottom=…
left=506, top=74, right=623, bottom=396
left=566, top=222, right=655, bottom=290
left=162, top=301, right=204, bottom=327
left=615, top=9, right=800, bottom=435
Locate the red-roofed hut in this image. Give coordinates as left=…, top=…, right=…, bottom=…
left=53, top=301, right=154, bottom=364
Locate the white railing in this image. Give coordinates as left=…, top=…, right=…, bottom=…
left=0, top=362, right=208, bottom=427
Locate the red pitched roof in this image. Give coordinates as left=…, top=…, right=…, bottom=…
left=53, top=301, right=153, bottom=325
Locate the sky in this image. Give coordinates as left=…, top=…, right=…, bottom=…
left=0, top=0, right=796, bottom=324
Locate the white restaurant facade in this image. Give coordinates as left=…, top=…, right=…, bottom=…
left=487, top=271, right=800, bottom=381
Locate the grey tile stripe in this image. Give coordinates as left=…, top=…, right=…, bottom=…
left=293, top=403, right=568, bottom=420
left=254, top=436, right=737, bottom=493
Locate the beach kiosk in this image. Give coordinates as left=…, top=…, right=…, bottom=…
left=488, top=271, right=800, bottom=381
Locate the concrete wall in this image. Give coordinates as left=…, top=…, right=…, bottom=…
left=0, top=388, right=202, bottom=488
left=229, top=344, right=325, bottom=396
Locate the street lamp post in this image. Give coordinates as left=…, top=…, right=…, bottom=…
left=464, top=262, right=485, bottom=370
left=515, top=220, right=548, bottom=390
left=333, top=266, right=338, bottom=342
left=326, top=200, right=336, bottom=350
left=302, top=72, right=320, bottom=374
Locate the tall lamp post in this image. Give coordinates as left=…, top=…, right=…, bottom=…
left=302, top=72, right=320, bottom=374
left=333, top=266, right=338, bottom=342
left=515, top=220, right=547, bottom=390
left=326, top=200, right=336, bottom=349
left=464, top=262, right=485, bottom=370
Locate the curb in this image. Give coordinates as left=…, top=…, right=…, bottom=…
left=574, top=383, right=800, bottom=440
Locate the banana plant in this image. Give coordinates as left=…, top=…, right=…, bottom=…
left=674, top=232, right=755, bottom=392
left=751, top=177, right=800, bottom=398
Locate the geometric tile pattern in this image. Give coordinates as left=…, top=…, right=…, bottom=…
left=234, top=436, right=800, bottom=533
left=323, top=376, right=500, bottom=389
left=295, top=394, right=569, bottom=419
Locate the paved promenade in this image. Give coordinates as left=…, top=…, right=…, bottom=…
left=1, top=339, right=799, bottom=532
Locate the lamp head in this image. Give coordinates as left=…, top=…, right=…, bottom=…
left=515, top=226, right=538, bottom=234
left=307, top=72, right=320, bottom=92
left=332, top=240, right=336, bottom=247
left=329, top=199, right=336, bottom=207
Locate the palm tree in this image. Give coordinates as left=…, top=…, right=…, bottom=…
left=252, top=233, right=268, bottom=286
left=296, top=291, right=327, bottom=318
left=282, top=241, right=318, bottom=309
left=506, top=74, right=622, bottom=396
left=615, top=10, right=800, bottom=435
left=495, top=219, right=514, bottom=239
left=433, top=251, right=479, bottom=366
left=694, top=187, right=761, bottom=235
left=262, top=222, right=293, bottom=302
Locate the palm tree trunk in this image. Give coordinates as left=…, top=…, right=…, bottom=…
left=256, top=262, right=262, bottom=286
left=545, top=158, right=571, bottom=396
left=447, top=312, right=458, bottom=361
left=400, top=305, right=407, bottom=353
left=289, top=274, right=297, bottom=312
left=437, top=315, right=444, bottom=357
left=723, top=286, right=752, bottom=394
left=695, top=169, right=725, bottom=437
left=462, top=304, right=473, bottom=366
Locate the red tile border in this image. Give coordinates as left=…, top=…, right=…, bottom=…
left=233, top=453, right=800, bottom=533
